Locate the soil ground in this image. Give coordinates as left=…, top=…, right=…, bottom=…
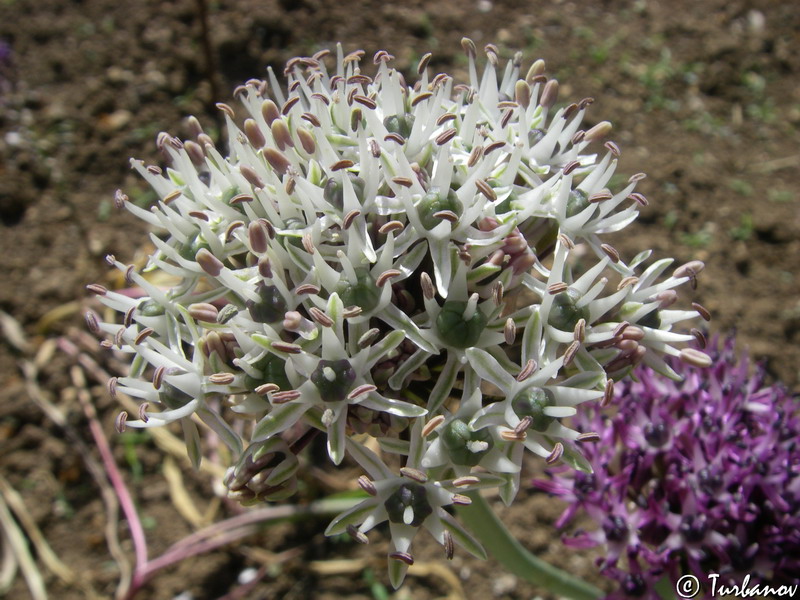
left=1, top=0, right=798, bottom=598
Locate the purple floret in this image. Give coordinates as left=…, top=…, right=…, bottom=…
left=534, top=336, right=800, bottom=597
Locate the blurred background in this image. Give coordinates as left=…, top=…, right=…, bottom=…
left=0, top=0, right=797, bottom=598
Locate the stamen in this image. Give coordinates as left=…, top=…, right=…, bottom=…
left=389, top=552, right=414, bottom=566
left=114, top=411, right=128, bottom=433
left=563, top=340, right=580, bottom=367
left=443, top=530, right=454, bottom=560
left=271, top=390, right=301, bottom=404
left=309, top=307, right=333, bottom=327
left=452, top=476, right=479, bottom=487
left=420, top=273, right=435, bottom=300
left=577, top=432, right=601, bottom=443
left=601, top=379, right=614, bottom=407
left=516, top=359, right=537, bottom=382
left=545, top=442, right=564, bottom=464
left=379, top=220, right=404, bottom=234
left=358, top=475, right=377, bottom=496
left=400, top=467, right=428, bottom=483
left=209, top=372, right=235, bottom=385
left=422, top=415, right=445, bottom=437
left=346, top=525, right=369, bottom=545
left=134, top=328, right=155, bottom=345
left=692, top=302, right=712, bottom=321
left=504, top=318, right=516, bottom=345
left=376, top=269, right=401, bottom=287
left=435, top=128, right=457, bottom=146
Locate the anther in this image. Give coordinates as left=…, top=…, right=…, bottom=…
left=295, top=284, right=321, bottom=295
left=196, top=249, right=224, bottom=277
left=134, top=328, right=154, bottom=345
left=138, top=403, right=149, bottom=423
left=357, top=328, right=381, bottom=349
left=617, top=276, right=638, bottom=290
left=384, top=133, right=405, bottom=145
left=585, top=121, right=612, bottom=141
left=601, top=244, right=620, bottom=263
left=84, top=310, right=100, bottom=333
left=589, top=190, right=613, bottom=203
left=691, top=328, right=707, bottom=349
left=114, top=189, right=128, bottom=208
left=420, top=273, right=435, bottom=300
left=86, top=283, right=108, bottom=296
left=604, top=141, right=621, bottom=156
left=114, top=411, right=128, bottom=433
left=558, top=233, right=575, bottom=249
left=504, top=318, right=516, bottom=345
left=308, top=307, right=333, bottom=327
left=281, top=96, right=300, bottom=115
left=343, top=305, right=362, bottom=319
left=255, top=383, right=279, bottom=395
left=515, top=416, right=533, bottom=435
left=389, top=552, right=414, bottom=566
left=342, top=210, right=361, bottom=230
left=679, top=348, right=712, bottom=368
left=107, top=377, right=118, bottom=399
left=467, top=145, right=483, bottom=168
left=692, top=302, right=711, bottom=321
left=230, top=193, right=254, bottom=205
left=500, top=429, right=526, bottom=442
left=392, top=176, right=414, bottom=188
left=436, top=113, right=457, bottom=126
left=271, top=390, right=301, bottom=404
left=516, top=359, right=537, bottom=382
left=573, top=318, right=586, bottom=342
left=271, top=341, right=302, bottom=354
left=601, top=379, right=614, bottom=407
left=563, top=340, right=580, bottom=367
left=443, top=530, right=455, bottom=560
left=331, top=159, right=355, bottom=172
left=450, top=494, right=471, bottom=506
left=433, top=210, right=459, bottom=223
left=346, top=525, right=369, bottom=545
left=562, top=160, right=580, bottom=175
left=302, top=232, right=316, bottom=255
left=547, top=282, right=568, bottom=295
left=422, top=415, right=445, bottom=437
left=376, top=269, right=401, bottom=287
left=400, top=467, right=428, bottom=483
left=628, top=172, right=647, bottom=183
left=452, top=476, right=479, bottom=487
left=546, top=442, right=564, bottom=465
left=358, top=475, right=377, bottom=496
left=188, top=302, right=219, bottom=323
left=209, top=372, right=235, bottom=385
left=476, top=179, right=496, bottom=201
left=492, top=280, right=504, bottom=306
left=577, top=432, right=601, bottom=443
left=627, top=192, right=648, bottom=206
left=484, top=141, right=506, bottom=155
left=379, top=220, right=404, bottom=234
left=435, top=128, right=457, bottom=146
left=347, top=384, right=376, bottom=400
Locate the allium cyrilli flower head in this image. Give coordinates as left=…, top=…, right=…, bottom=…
left=90, top=40, right=709, bottom=585
left=535, top=336, right=800, bottom=597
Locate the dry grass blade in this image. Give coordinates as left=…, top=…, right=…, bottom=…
left=22, top=345, right=125, bottom=600
left=0, top=493, right=47, bottom=600
left=163, top=457, right=211, bottom=528
left=0, top=475, right=75, bottom=585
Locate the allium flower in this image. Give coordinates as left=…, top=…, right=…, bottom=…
left=89, top=40, right=709, bottom=585
left=535, top=336, right=800, bottom=598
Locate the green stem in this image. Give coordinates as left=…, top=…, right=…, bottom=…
left=456, top=492, right=603, bottom=600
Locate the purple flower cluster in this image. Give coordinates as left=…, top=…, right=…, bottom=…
left=534, top=336, right=800, bottom=598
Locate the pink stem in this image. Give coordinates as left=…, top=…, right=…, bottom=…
left=79, top=399, right=149, bottom=595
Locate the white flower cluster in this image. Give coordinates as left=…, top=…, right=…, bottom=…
left=90, top=40, right=710, bottom=587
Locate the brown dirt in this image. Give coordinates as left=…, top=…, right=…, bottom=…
left=1, top=0, right=798, bottom=598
